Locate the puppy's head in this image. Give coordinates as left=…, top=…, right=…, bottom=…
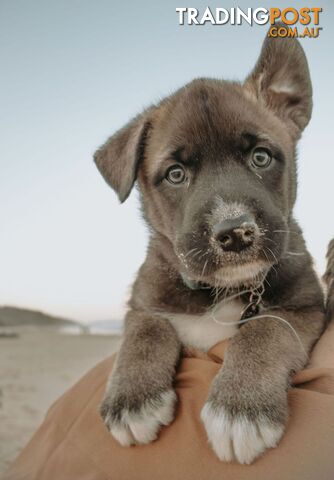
left=95, top=33, right=312, bottom=289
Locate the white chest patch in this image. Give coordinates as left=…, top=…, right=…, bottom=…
left=162, top=298, right=244, bottom=351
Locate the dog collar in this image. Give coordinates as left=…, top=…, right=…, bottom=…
left=181, top=272, right=264, bottom=320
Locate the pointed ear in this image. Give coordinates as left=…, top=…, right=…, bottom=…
left=244, top=28, right=312, bottom=137
left=94, top=109, right=153, bottom=202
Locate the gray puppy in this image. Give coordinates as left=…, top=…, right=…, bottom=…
left=94, top=30, right=326, bottom=464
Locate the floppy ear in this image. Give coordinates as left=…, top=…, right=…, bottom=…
left=94, top=110, right=153, bottom=202
left=244, top=28, right=312, bottom=137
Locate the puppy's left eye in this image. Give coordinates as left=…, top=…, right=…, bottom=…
left=251, top=148, right=272, bottom=168
left=165, top=165, right=186, bottom=184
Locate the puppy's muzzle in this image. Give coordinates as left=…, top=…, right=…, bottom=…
left=213, top=214, right=258, bottom=253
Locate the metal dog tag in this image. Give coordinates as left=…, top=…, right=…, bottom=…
left=240, top=302, right=260, bottom=320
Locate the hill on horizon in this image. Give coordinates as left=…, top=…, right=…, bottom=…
left=0, top=306, right=79, bottom=328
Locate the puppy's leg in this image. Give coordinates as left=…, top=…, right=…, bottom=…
left=100, top=310, right=181, bottom=446
left=201, top=309, right=324, bottom=464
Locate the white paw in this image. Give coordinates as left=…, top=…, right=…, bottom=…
left=104, top=390, right=177, bottom=446
left=201, top=402, right=284, bottom=464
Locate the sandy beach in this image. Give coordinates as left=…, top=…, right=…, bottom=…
left=0, top=329, right=121, bottom=473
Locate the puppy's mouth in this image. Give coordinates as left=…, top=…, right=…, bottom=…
left=179, top=257, right=270, bottom=290
left=211, top=260, right=270, bottom=288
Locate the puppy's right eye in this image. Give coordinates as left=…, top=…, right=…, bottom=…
left=165, top=165, right=186, bottom=185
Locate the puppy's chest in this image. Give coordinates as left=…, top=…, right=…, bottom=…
left=165, top=298, right=244, bottom=352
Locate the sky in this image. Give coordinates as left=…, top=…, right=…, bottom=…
left=0, top=0, right=333, bottom=322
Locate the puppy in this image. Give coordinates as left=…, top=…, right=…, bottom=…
left=94, top=30, right=326, bottom=464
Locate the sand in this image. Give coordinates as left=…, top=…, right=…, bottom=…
left=0, top=329, right=121, bottom=473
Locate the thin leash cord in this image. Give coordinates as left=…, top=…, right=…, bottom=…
left=210, top=283, right=264, bottom=316
left=211, top=308, right=307, bottom=359
left=213, top=289, right=252, bottom=306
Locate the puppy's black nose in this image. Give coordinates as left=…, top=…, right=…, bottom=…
left=213, top=215, right=257, bottom=252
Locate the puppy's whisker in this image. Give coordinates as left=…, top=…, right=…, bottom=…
left=187, top=249, right=201, bottom=260
left=199, top=249, right=210, bottom=260
left=264, top=251, right=278, bottom=278
left=192, top=249, right=204, bottom=259
left=273, top=230, right=300, bottom=235
left=262, top=247, right=270, bottom=264
left=266, top=246, right=279, bottom=264
left=183, top=248, right=199, bottom=259
left=201, top=259, right=209, bottom=278
left=285, top=251, right=306, bottom=256
left=264, top=237, right=279, bottom=247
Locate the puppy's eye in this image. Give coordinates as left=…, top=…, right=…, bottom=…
left=165, top=165, right=186, bottom=185
left=251, top=148, right=272, bottom=168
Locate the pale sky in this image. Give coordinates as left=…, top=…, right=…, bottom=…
left=1, top=0, right=333, bottom=322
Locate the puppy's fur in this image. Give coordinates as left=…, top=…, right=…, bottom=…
left=95, top=31, right=327, bottom=464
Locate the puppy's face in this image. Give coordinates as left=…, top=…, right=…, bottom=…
left=139, top=80, right=294, bottom=288
left=95, top=33, right=312, bottom=288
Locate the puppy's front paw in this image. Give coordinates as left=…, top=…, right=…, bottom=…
left=201, top=372, right=288, bottom=465
left=100, top=389, right=177, bottom=446
left=201, top=402, right=285, bottom=464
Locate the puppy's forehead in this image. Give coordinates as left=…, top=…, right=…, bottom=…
left=151, top=79, right=290, bottom=155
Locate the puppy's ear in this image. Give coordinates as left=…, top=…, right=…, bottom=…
left=94, top=109, right=153, bottom=202
left=244, top=28, right=312, bottom=136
